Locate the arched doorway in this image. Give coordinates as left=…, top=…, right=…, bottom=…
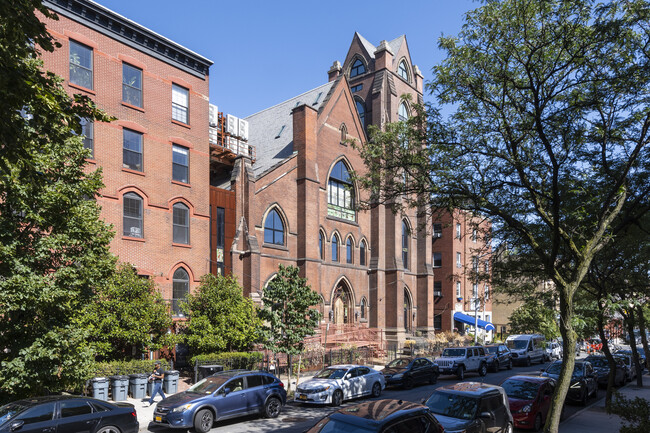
left=332, top=282, right=353, bottom=325
left=404, top=288, right=412, bottom=333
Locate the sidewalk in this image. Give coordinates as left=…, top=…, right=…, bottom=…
left=560, top=373, right=650, bottom=433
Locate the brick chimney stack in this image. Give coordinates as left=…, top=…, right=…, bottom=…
left=374, top=40, right=393, bottom=71
left=328, top=60, right=342, bottom=82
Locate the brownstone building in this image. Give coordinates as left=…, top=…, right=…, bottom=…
left=39, top=0, right=213, bottom=313
left=210, top=33, right=494, bottom=346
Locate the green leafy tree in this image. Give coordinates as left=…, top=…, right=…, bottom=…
left=78, top=263, right=176, bottom=361
left=181, top=274, right=261, bottom=354
left=0, top=0, right=115, bottom=401
left=508, top=300, right=559, bottom=341
left=258, top=265, right=321, bottom=390
left=354, top=1, right=650, bottom=431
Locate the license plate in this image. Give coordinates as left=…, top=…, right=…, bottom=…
left=154, top=416, right=162, bottom=422
left=299, top=394, right=307, bottom=400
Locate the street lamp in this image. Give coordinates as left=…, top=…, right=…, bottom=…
left=473, top=297, right=480, bottom=345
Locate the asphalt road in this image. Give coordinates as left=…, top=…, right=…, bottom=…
left=144, top=355, right=614, bottom=433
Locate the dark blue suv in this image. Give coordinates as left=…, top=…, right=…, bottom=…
left=152, top=370, right=286, bottom=433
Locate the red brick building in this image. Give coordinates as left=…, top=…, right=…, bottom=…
left=39, top=0, right=213, bottom=314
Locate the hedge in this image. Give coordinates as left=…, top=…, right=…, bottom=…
left=189, top=352, right=263, bottom=370
left=90, top=359, right=171, bottom=378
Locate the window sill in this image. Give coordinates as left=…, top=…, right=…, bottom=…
left=172, top=243, right=192, bottom=249
left=172, top=119, right=191, bottom=129
left=326, top=215, right=359, bottom=226
left=171, top=180, right=191, bottom=188
left=122, top=167, right=145, bottom=176
left=262, top=243, right=288, bottom=252
left=122, top=101, right=145, bottom=112
left=122, top=236, right=145, bottom=242
left=69, top=82, right=95, bottom=95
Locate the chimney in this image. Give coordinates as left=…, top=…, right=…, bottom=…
left=374, top=40, right=393, bottom=71
left=328, top=61, right=342, bottom=82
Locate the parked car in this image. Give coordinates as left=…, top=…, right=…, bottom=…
left=425, top=382, right=513, bottom=433
left=500, top=375, right=556, bottom=431
left=584, top=355, right=626, bottom=387
left=295, top=364, right=385, bottom=406
left=435, top=346, right=488, bottom=380
left=506, top=334, right=546, bottom=366
left=305, top=399, right=444, bottom=433
left=614, top=353, right=636, bottom=382
left=0, top=395, right=138, bottom=433
left=382, top=357, right=439, bottom=389
left=540, top=360, right=597, bottom=406
left=615, top=349, right=647, bottom=371
left=545, top=342, right=562, bottom=361
left=484, top=344, right=513, bottom=372
left=153, top=369, right=286, bottom=433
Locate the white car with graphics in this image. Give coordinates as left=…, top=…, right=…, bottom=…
left=294, top=364, right=385, bottom=406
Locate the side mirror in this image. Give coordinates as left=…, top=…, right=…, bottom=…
left=344, top=374, right=351, bottom=380
left=222, top=387, right=231, bottom=395
left=10, top=420, right=25, bottom=432
left=479, top=411, right=495, bottom=420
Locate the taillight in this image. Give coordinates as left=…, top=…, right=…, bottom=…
left=131, top=411, right=136, bottom=418
left=279, top=382, right=284, bottom=388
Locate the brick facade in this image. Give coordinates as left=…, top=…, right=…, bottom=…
left=39, top=0, right=213, bottom=310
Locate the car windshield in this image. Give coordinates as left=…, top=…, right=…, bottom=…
left=545, top=363, right=583, bottom=378
left=615, top=355, right=631, bottom=365
left=314, top=368, right=348, bottom=379
left=507, top=340, right=528, bottom=350
left=586, top=358, right=608, bottom=368
left=0, top=403, right=27, bottom=425
left=308, top=417, right=375, bottom=433
left=501, top=379, right=540, bottom=400
left=387, top=358, right=411, bottom=368
left=187, top=376, right=229, bottom=394
left=485, top=347, right=499, bottom=354
left=426, top=392, right=478, bottom=420
left=442, top=348, right=466, bottom=357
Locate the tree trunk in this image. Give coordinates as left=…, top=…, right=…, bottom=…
left=624, top=310, right=644, bottom=387
left=544, top=290, right=576, bottom=433
left=636, top=305, right=649, bottom=371
left=596, top=301, right=616, bottom=408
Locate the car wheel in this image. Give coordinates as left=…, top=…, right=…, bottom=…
left=478, top=363, right=487, bottom=377
left=429, top=372, right=439, bottom=385
left=526, top=357, right=531, bottom=367
left=404, top=377, right=415, bottom=390
left=263, top=397, right=281, bottom=418
left=491, top=360, right=499, bottom=373
left=456, top=365, right=465, bottom=380
left=507, top=359, right=513, bottom=370
left=371, top=382, right=382, bottom=398
left=533, top=413, right=543, bottom=432
left=193, top=409, right=214, bottom=433
left=96, top=427, right=121, bottom=433
left=331, top=390, right=343, bottom=407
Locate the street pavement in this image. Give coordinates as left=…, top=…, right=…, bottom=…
left=121, top=351, right=650, bottom=432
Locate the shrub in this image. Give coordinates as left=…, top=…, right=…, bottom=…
left=90, top=359, right=171, bottom=378
left=608, top=393, right=650, bottom=433
left=189, top=352, right=263, bottom=370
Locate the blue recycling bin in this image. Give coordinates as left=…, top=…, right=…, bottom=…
left=110, top=375, right=129, bottom=401
left=90, top=377, right=109, bottom=401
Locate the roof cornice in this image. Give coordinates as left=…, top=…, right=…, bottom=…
left=43, top=0, right=213, bottom=78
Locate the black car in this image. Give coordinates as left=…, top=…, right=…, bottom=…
left=584, top=355, right=626, bottom=387
left=305, top=399, right=444, bottom=433
left=0, top=395, right=138, bottom=433
left=484, top=344, right=513, bottom=372
left=614, top=353, right=636, bottom=382
left=540, top=361, right=597, bottom=406
left=425, top=382, right=513, bottom=433
left=382, top=357, right=439, bottom=389
left=615, top=349, right=647, bottom=371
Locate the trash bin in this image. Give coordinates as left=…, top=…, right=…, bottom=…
left=110, top=375, right=129, bottom=401
left=163, top=370, right=180, bottom=394
left=129, top=374, right=148, bottom=399
left=197, top=364, right=223, bottom=380
left=90, top=377, right=109, bottom=401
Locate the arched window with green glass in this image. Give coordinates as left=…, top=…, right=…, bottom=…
left=328, top=160, right=355, bottom=221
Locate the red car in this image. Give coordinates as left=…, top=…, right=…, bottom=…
left=500, top=375, right=556, bottom=431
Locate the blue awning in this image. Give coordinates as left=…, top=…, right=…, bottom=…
left=454, top=311, right=495, bottom=331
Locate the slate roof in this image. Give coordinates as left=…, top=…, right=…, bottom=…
left=354, top=32, right=406, bottom=59
left=245, top=81, right=336, bottom=178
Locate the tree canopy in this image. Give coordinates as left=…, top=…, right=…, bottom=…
left=0, top=0, right=115, bottom=401
left=508, top=299, right=560, bottom=341
left=355, top=1, right=650, bottom=432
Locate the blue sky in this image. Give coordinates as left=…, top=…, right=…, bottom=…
left=98, top=0, right=477, bottom=117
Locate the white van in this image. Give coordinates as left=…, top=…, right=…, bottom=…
left=506, top=334, right=546, bottom=366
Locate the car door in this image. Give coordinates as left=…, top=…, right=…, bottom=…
left=243, top=375, right=265, bottom=414
left=345, top=368, right=362, bottom=397
left=5, top=402, right=56, bottom=433
left=584, top=363, right=597, bottom=395
left=356, top=367, right=372, bottom=395
left=409, top=359, right=423, bottom=383
left=486, top=394, right=507, bottom=433
left=55, top=399, right=100, bottom=433
left=216, top=377, right=247, bottom=419
left=539, top=383, right=553, bottom=420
